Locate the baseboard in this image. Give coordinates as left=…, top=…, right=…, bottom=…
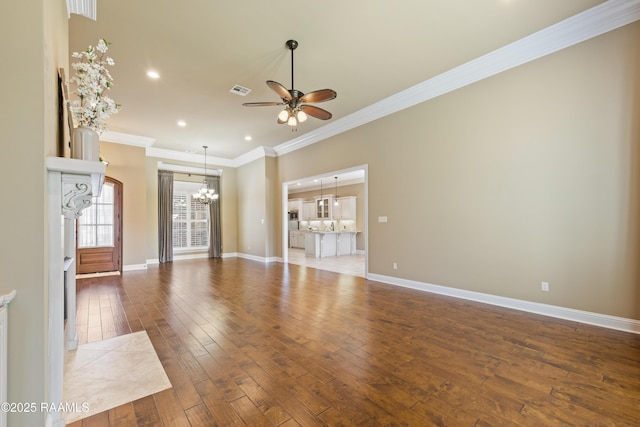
left=147, top=253, right=237, bottom=263
left=368, top=273, right=640, bottom=335
left=236, top=253, right=278, bottom=263
left=122, top=264, right=148, bottom=271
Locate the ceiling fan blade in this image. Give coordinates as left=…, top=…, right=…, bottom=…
left=242, top=102, right=284, bottom=107
left=267, top=80, right=292, bottom=101
left=301, top=105, right=332, bottom=120
left=300, top=89, right=337, bottom=104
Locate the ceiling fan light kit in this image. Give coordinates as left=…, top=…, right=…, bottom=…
left=243, top=40, right=336, bottom=128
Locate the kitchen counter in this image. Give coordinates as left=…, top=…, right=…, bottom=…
left=304, top=231, right=359, bottom=257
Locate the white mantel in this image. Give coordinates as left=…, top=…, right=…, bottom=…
left=46, top=157, right=104, bottom=427
left=0, top=290, right=16, bottom=427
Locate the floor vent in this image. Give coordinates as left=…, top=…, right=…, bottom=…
left=230, top=84, right=251, bottom=96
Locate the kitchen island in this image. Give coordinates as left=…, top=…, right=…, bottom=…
left=304, top=231, right=359, bottom=258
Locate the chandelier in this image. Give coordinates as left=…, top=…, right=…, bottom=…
left=192, top=145, right=218, bottom=204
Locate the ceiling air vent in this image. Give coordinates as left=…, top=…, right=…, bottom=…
left=230, top=85, right=251, bottom=96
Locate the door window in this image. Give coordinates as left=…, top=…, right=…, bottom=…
left=77, top=182, right=115, bottom=248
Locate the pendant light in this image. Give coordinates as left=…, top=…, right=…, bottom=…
left=318, top=179, right=323, bottom=206
left=334, top=176, right=339, bottom=206
left=192, top=145, right=218, bottom=204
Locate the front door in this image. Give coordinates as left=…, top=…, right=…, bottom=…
left=76, top=176, right=123, bottom=274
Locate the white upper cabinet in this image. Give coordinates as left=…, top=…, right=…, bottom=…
left=316, top=197, right=332, bottom=219
left=302, top=201, right=317, bottom=220
left=333, top=196, right=356, bottom=220
left=288, top=198, right=304, bottom=215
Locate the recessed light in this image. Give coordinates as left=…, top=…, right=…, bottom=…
left=244, top=136, right=252, bottom=141
left=177, top=120, right=186, bottom=127
left=147, top=70, right=160, bottom=79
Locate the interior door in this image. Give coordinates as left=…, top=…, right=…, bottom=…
left=76, top=176, right=123, bottom=274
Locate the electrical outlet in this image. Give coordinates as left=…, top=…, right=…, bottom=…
left=393, top=262, right=398, bottom=270
left=541, top=281, right=549, bottom=292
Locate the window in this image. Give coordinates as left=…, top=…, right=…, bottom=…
left=173, top=181, right=209, bottom=251
left=78, top=182, right=115, bottom=248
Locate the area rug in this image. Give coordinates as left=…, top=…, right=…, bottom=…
left=63, top=331, right=172, bottom=423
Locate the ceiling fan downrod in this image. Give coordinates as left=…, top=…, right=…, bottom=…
left=286, top=39, right=298, bottom=91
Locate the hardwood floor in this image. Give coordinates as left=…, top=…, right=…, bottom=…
left=68, top=258, right=640, bottom=426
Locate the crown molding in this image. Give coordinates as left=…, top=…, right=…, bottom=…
left=145, top=145, right=276, bottom=168
left=274, top=0, right=640, bottom=156
left=100, top=131, right=156, bottom=147
left=232, top=146, right=277, bottom=167
left=146, top=147, right=236, bottom=168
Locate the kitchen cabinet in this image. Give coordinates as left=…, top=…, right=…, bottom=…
left=304, top=232, right=318, bottom=255
left=305, top=232, right=337, bottom=257
left=316, top=197, right=332, bottom=219
left=289, top=231, right=305, bottom=248
left=302, top=202, right=316, bottom=220
left=337, top=231, right=357, bottom=255
left=303, top=231, right=358, bottom=257
left=288, top=198, right=304, bottom=216
left=332, top=196, right=356, bottom=220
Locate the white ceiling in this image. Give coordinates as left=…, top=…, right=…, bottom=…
left=68, top=0, right=606, bottom=161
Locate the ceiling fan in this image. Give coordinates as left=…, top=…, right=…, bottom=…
left=243, top=40, right=337, bottom=127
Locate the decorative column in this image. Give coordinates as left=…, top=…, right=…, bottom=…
left=46, top=157, right=104, bottom=427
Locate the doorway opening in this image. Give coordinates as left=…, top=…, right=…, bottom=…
left=282, top=165, right=368, bottom=277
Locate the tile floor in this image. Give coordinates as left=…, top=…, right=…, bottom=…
left=63, top=331, right=172, bottom=423
left=286, top=248, right=365, bottom=277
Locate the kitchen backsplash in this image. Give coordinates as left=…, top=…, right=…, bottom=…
left=299, top=219, right=356, bottom=232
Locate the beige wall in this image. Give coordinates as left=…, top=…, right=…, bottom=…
left=277, top=21, right=640, bottom=320
left=0, top=0, right=68, bottom=424
left=265, top=156, right=278, bottom=258
left=237, top=158, right=268, bottom=257
left=100, top=142, right=147, bottom=266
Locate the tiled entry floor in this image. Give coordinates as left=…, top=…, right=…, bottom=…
left=63, top=331, right=172, bottom=423
left=286, top=248, right=365, bottom=277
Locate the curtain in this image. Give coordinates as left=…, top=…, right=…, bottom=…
left=158, top=170, right=174, bottom=263
left=206, top=175, right=222, bottom=258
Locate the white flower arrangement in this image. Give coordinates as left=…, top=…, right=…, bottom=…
left=69, top=39, right=121, bottom=134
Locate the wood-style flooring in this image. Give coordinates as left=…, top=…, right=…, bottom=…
left=68, top=258, right=640, bottom=426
